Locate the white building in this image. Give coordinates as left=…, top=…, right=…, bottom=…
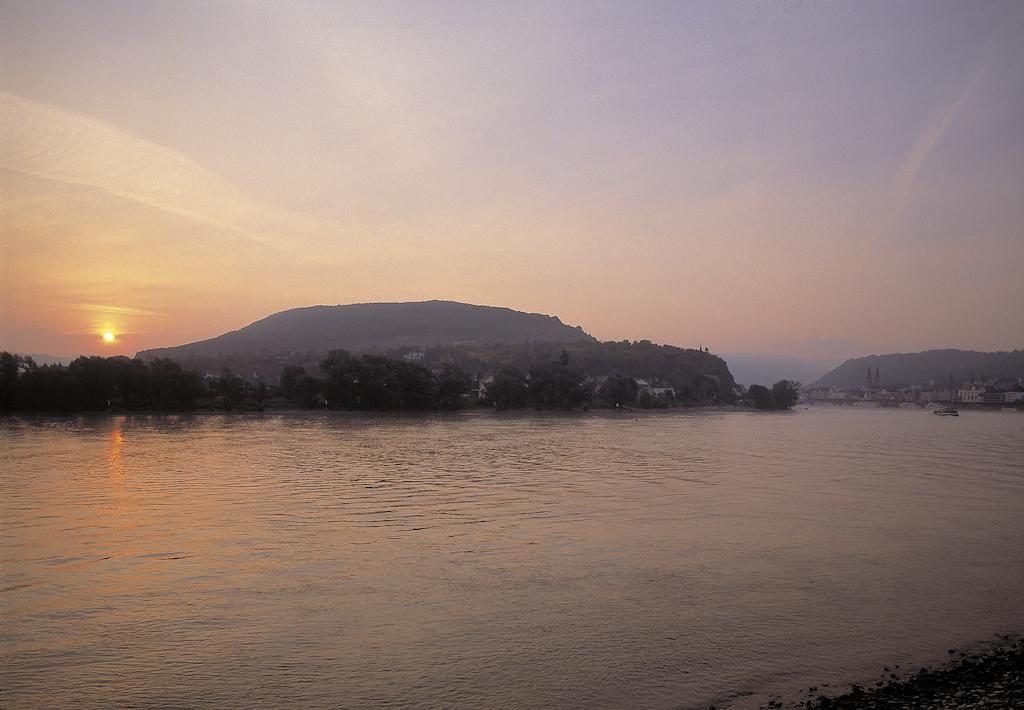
left=958, top=386, right=984, bottom=403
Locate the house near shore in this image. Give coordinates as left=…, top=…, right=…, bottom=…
left=957, top=386, right=984, bottom=404
left=622, top=378, right=677, bottom=408
left=634, top=378, right=675, bottom=401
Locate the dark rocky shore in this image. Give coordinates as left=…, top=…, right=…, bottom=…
left=758, top=635, right=1023, bottom=709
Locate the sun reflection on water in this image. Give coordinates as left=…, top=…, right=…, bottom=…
left=107, top=419, right=125, bottom=481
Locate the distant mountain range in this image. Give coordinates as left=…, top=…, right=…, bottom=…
left=721, top=353, right=829, bottom=387
left=16, top=353, right=72, bottom=366
left=811, top=349, right=1024, bottom=389
left=138, top=301, right=594, bottom=360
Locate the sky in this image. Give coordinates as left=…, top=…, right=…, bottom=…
left=2, top=0, right=1022, bottom=363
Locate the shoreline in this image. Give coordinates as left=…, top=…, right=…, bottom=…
left=5, top=404, right=1020, bottom=419
left=1, top=403, right=754, bottom=418
left=750, top=635, right=1023, bottom=709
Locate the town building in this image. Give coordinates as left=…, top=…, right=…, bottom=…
left=957, top=386, right=984, bottom=404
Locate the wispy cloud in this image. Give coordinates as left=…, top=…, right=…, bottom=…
left=864, top=59, right=991, bottom=250
left=76, top=303, right=163, bottom=317
left=0, top=91, right=367, bottom=261
left=890, top=64, right=988, bottom=217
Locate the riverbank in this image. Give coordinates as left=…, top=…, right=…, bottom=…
left=757, top=635, right=1023, bottom=709
left=1, top=402, right=751, bottom=417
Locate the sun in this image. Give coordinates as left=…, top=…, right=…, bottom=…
left=102, top=331, right=116, bottom=343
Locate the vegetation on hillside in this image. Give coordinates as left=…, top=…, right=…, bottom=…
left=147, top=339, right=736, bottom=402
left=812, top=349, right=1024, bottom=389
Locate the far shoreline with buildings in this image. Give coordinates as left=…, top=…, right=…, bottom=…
left=804, top=364, right=1024, bottom=407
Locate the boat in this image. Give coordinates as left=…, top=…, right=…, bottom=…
left=933, top=405, right=958, bottom=416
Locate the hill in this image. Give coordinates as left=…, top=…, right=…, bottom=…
left=811, top=349, right=1024, bottom=389
left=138, top=301, right=594, bottom=360
left=133, top=302, right=736, bottom=401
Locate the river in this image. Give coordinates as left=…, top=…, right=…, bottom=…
left=2, top=407, right=1022, bottom=708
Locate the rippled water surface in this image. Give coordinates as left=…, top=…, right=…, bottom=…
left=2, top=408, right=1023, bottom=708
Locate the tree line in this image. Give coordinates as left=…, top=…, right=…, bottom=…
left=1, top=352, right=204, bottom=411
left=6, top=347, right=738, bottom=412
left=285, top=348, right=597, bottom=411
left=2, top=349, right=609, bottom=413
left=744, top=380, right=801, bottom=410
left=148, top=338, right=738, bottom=403
left=1, top=351, right=800, bottom=413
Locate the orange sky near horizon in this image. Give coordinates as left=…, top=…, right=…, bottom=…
left=2, top=2, right=1022, bottom=364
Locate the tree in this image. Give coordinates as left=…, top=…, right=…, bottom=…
left=281, top=365, right=322, bottom=407
left=68, top=356, right=116, bottom=410
left=211, top=370, right=247, bottom=411
left=142, top=358, right=202, bottom=410
left=771, top=380, right=801, bottom=409
left=598, top=374, right=637, bottom=407
left=255, top=380, right=268, bottom=410
left=393, top=361, right=437, bottom=410
left=319, top=351, right=437, bottom=410
left=319, top=350, right=359, bottom=407
left=437, top=363, right=472, bottom=409
left=0, top=352, right=22, bottom=409
left=488, top=365, right=529, bottom=409
left=352, top=355, right=403, bottom=409
left=747, top=384, right=774, bottom=410
left=747, top=380, right=800, bottom=410
left=529, top=351, right=591, bottom=410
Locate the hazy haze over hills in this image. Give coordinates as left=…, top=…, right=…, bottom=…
left=14, top=353, right=73, bottom=367
left=811, top=349, right=1024, bottom=389
left=137, top=301, right=594, bottom=359
left=722, top=353, right=830, bottom=387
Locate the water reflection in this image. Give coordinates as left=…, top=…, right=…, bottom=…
left=1, top=409, right=1022, bottom=710
left=107, top=417, right=125, bottom=481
